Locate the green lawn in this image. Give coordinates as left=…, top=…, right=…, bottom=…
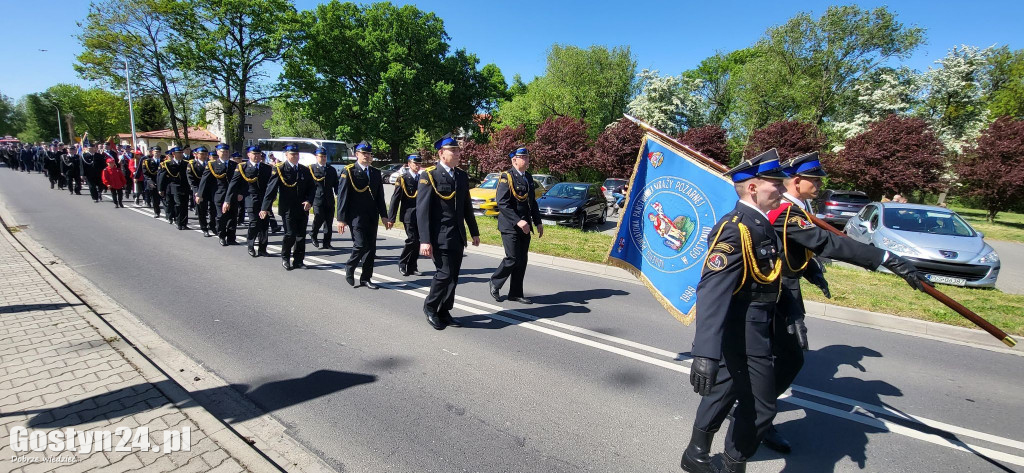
left=801, top=264, right=1024, bottom=336
left=950, top=205, right=1024, bottom=243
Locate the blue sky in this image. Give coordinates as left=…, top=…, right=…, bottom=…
left=2, top=0, right=1022, bottom=100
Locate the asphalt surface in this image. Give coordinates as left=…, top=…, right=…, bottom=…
left=2, top=167, right=1023, bottom=473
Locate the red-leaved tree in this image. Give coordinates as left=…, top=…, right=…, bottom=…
left=465, top=125, right=526, bottom=174
left=956, top=117, right=1024, bottom=221
left=744, top=121, right=825, bottom=159
left=677, top=125, right=729, bottom=166
left=828, top=115, right=947, bottom=200
left=590, top=117, right=643, bottom=179
left=532, top=116, right=589, bottom=177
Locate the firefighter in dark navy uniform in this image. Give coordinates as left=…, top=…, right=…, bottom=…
left=61, top=144, right=83, bottom=195
left=157, top=147, right=191, bottom=230
left=188, top=146, right=217, bottom=236
left=226, top=146, right=274, bottom=257
left=388, top=154, right=424, bottom=276
left=488, top=146, right=543, bottom=303
left=262, top=144, right=316, bottom=270
left=416, top=134, right=480, bottom=330
left=309, top=147, right=339, bottom=249
left=335, top=141, right=392, bottom=289
left=140, top=146, right=162, bottom=216
left=680, top=149, right=788, bottom=473
left=755, top=151, right=926, bottom=454
left=199, top=143, right=237, bottom=245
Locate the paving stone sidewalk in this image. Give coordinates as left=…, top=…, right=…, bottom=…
left=0, top=226, right=254, bottom=473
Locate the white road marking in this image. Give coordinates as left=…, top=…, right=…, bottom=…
left=109, top=199, right=1024, bottom=465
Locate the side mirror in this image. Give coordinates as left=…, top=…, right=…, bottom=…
left=977, top=231, right=985, bottom=239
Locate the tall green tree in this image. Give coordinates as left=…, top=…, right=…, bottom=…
left=918, top=45, right=993, bottom=154
left=46, top=84, right=130, bottom=142
left=683, top=49, right=758, bottom=128
left=134, top=95, right=169, bottom=131
left=731, top=6, right=924, bottom=133
left=626, top=69, right=704, bottom=135
left=166, top=0, right=297, bottom=150
left=264, top=98, right=325, bottom=139
left=0, top=93, right=23, bottom=137
left=282, top=1, right=501, bottom=158
left=76, top=0, right=190, bottom=142
left=18, top=94, right=62, bottom=143
left=496, top=44, right=637, bottom=139
left=984, top=46, right=1024, bottom=119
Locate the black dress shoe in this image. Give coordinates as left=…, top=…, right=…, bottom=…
left=508, top=296, right=533, bottom=304
left=410, top=270, right=422, bottom=276
left=488, top=280, right=501, bottom=301
left=761, top=426, right=791, bottom=454
left=363, top=281, right=379, bottom=290
left=322, top=242, right=333, bottom=249
left=248, top=247, right=257, bottom=257
left=293, top=261, right=305, bottom=269
left=153, top=214, right=160, bottom=219
left=203, top=230, right=212, bottom=237
left=312, top=238, right=321, bottom=248
left=219, top=237, right=228, bottom=246
left=258, top=249, right=269, bottom=256
left=439, top=311, right=461, bottom=327
left=425, top=309, right=445, bottom=330
left=282, top=260, right=293, bottom=270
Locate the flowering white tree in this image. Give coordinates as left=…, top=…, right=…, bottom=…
left=919, top=45, right=994, bottom=154
left=831, top=68, right=920, bottom=149
left=627, top=69, right=705, bottom=135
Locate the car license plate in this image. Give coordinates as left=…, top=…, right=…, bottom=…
left=841, top=211, right=857, bottom=216
left=542, top=219, right=557, bottom=226
left=926, top=275, right=967, bottom=286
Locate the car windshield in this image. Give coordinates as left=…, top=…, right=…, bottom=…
left=882, top=208, right=975, bottom=237
left=603, top=179, right=625, bottom=188
left=546, top=183, right=588, bottom=199
left=829, top=193, right=870, bottom=204
left=478, top=177, right=499, bottom=189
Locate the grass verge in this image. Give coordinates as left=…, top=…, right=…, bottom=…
left=801, top=264, right=1024, bottom=336
left=950, top=205, right=1024, bottom=243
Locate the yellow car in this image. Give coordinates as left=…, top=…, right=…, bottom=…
left=470, top=173, right=545, bottom=216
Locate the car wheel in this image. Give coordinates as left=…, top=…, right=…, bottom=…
left=598, top=208, right=606, bottom=224
left=578, top=212, right=587, bottom=231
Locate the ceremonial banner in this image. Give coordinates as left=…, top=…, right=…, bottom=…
left=606, top=119, right=737, bottom=325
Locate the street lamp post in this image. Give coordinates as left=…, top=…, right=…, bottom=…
left=53, top=105, right=63, bottom=144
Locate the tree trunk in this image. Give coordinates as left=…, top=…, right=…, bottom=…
left=987, top=208, right=998, bottom=223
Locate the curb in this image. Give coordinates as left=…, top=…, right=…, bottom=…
left=377, top=226, right=1020, bottom=356
left=0, top=199, right=337, bottom=472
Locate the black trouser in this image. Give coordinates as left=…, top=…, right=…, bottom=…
left=773, top=283, right=805, bottom=398
left=310, top=207, right=334, bottom=245
left=232, top=201, right=245, bottom=240
left=167, top=191, right=189, bottom=227
left=214, top=199, right=233, bottom=239
left=110, top=188, right=123, bottom=207
left=280, top=205, right=309, bottom=264
left=86, top=174, right=102, bottom=201
left=490, top=230, right=531, bottom=298
left=48, top=170, right=59, bottom=188
left=57, top=174, right=66, bottom=189
left=398, top=218, right=420, bottom=273
left=424, top=246, right=464, bottom=316
left=65, top=174, right=81, bottom=194
left=246, top=209, right=269, bottom=252
left=692, top=351, right=777, bottom=462
left=195, top=196, right=217, bottom=232
left=147, top=184, right=161, bottom=216
left=346, top=224, right=378, bottom=282
left=269, top=215, right=280, bottom=232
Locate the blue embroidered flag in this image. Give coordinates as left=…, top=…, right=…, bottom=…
left=606, top=121, right=737, bottom=325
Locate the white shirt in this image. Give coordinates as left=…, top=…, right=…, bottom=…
left=738, top=199, right=770, bottom=221
left=356, top=162, right=369, bottom=173
left=438, top=162, right=454, bottom=178
left=783, top=192, right=809, bottom=211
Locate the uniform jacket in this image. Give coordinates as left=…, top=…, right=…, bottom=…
left=692, top=202, right=782, bottom=359
left=309, top=163, right=339, bottom=212
left=198, top=158, right=236, bottom=205
left=415, top=165, right=479, bottom=250
left=494, top=167, right=542, bottom=234
left=157, top=159, right=190, bottom=195
left=226, top=160, right=274, bottom=212
left=61, top=153, right=80, bottom=177
left=335, top=163, right=387, bottom=228
left=186, top=158, right=209, bottom=194
left=262, top=161, right=316, bottom=213
left=140, top=157, right=161, bottom=185
left=388, top=167, right=420, bottom=225
left=80, top=152, right=104, bottom=178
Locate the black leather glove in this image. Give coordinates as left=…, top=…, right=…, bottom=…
left=803, top=259, right=831, bottom=299
left=881, top=253, right=925, bottom=291
left=787, top=319, right=809, bottom=350
left=689, top=357, right=719, bottom=396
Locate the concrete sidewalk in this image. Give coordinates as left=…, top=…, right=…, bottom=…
left=0, top=223, right=270, bottom=472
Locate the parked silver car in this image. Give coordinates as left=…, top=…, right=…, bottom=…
left=843, top=203, right=999, bottom=288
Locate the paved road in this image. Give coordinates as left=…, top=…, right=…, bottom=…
left=2, top=168, right=1023, bottom=472
left=988, top=240, right=1024, bottom=295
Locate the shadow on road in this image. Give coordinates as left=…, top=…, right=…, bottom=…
left=8, top=369, right=376, bottom=428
